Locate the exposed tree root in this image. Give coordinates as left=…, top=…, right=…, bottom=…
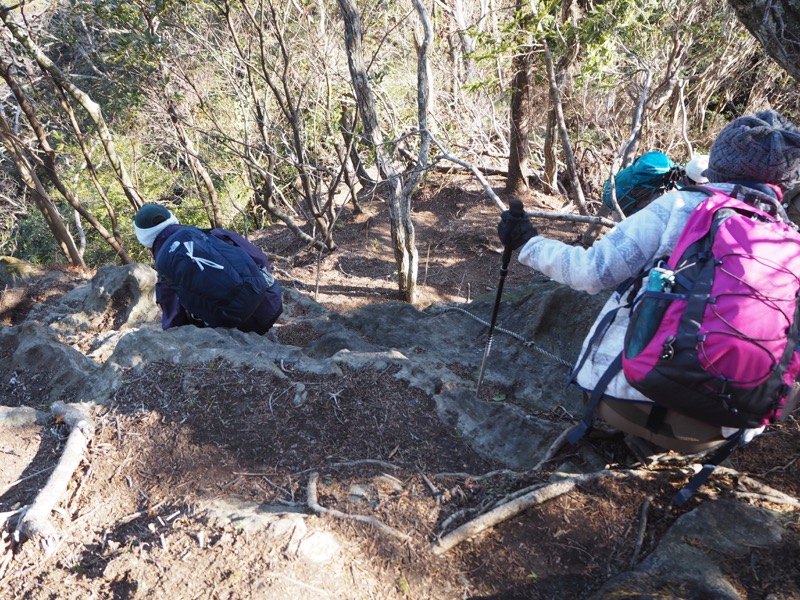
left=532, top=425, right=575, bottom=471
left=433, top=468, right=521, bottom=481
left=629, top=495, right=653, bottom=568
left=429, top=469, right=641, bottom=555
left=295, top=459, right=402, bottom=475
left=13, top=402, right=95, bottom=555
left=306, top=472, right=411, bottom=542
left=712, top=466, right=800, bottom=506
left=429, top=459, right=800, bottom=556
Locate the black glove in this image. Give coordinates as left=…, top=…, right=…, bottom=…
left=498, top=199, right=538, bottom=251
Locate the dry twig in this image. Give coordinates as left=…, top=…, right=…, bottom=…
left=759, top=456, right=798, bottom=477
left=417, top=470, right=440, bottom=502
left=629, top=495, right=653, bottom=568
left=429, top=135, right=615, bottom=227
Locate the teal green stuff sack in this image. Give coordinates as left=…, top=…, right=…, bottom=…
left=603, top=152, right=684, bottom=216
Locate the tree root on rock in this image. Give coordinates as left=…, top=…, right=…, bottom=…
left=306, top=472, right=411, bottom=542
left=629, top=495, right=653, bottom=568
left=5, top=401, right=95, bottom=556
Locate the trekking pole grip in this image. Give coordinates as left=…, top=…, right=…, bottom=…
left=501, top=198, right=526, bottom=268
left=508, top=198, right=525, bottom=218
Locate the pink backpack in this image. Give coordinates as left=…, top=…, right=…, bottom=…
left=623, top=185, right=800, bottom=428
left=568, top=185, right=800, bottom=504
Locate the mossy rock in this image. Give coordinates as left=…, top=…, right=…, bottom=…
left=0, top=256, right=45, bottom=287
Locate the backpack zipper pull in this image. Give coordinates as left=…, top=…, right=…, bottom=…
left=660, top=336, right=675, bottom=360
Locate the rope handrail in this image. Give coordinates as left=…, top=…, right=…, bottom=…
left=436, top=305, right=574, bottom=368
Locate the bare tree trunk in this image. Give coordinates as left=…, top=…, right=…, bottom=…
left=728, top=0, right=800, bottom=83
left=620, top=64, right=654, bottom=169
left=506, top=2, right=533, bottom=195
left=507, top=56, right=533, bottom=194
left=541, top=27, right=579, bottom=196
left=543, top=109, right=558, bottom=195
left=543, top=42, right=588, bottom=215
left=413, top=3, right=436, bottom=123
left=339, top=103, right=376, bottom=189
left=337, top=103, right=365, bottom=213
left=398, top=0, right=435, bottom=302
left=338, top=0, right=420, bottom=302
left=0, top=7, right=144, bottom=210
left=0, top=115, right=85, bottom=268
left=451, top=0, right=476, bottom=82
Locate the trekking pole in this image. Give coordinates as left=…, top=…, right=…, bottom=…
left=476, top=199, right=524, bottom=396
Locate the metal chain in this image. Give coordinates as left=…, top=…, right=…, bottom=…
left=436, top=305, right=574, bottom=368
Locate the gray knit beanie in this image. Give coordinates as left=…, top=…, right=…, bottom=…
left=706, top=110, right=800, bottom=191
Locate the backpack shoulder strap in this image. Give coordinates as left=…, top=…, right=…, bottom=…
left=566, top=271, right=643, bottom=384
left=155, top=225, right=203, bottom=262
left=567, top=352, right=623, bottom=445
left=565, top=268, right=652, bottom=443
left=209, top=228, right=270, bottom=270
left=683, top=183, right=793, bottom=225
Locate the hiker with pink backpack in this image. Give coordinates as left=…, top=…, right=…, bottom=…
left=498, top=110, right=800, bottom=503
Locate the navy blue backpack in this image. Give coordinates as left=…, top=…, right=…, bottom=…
left=155, top=226, right=268, bottom=328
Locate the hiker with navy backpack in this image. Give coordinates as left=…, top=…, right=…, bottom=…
left=134, top=204, right=283, bottom=335
left=498, top=110, right=800, bottom=503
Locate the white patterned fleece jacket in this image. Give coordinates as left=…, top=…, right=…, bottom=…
left=517, top=186, right=722, bottom=401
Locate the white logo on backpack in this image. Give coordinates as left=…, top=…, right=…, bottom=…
left=171, top=240, right=224, bottom=271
